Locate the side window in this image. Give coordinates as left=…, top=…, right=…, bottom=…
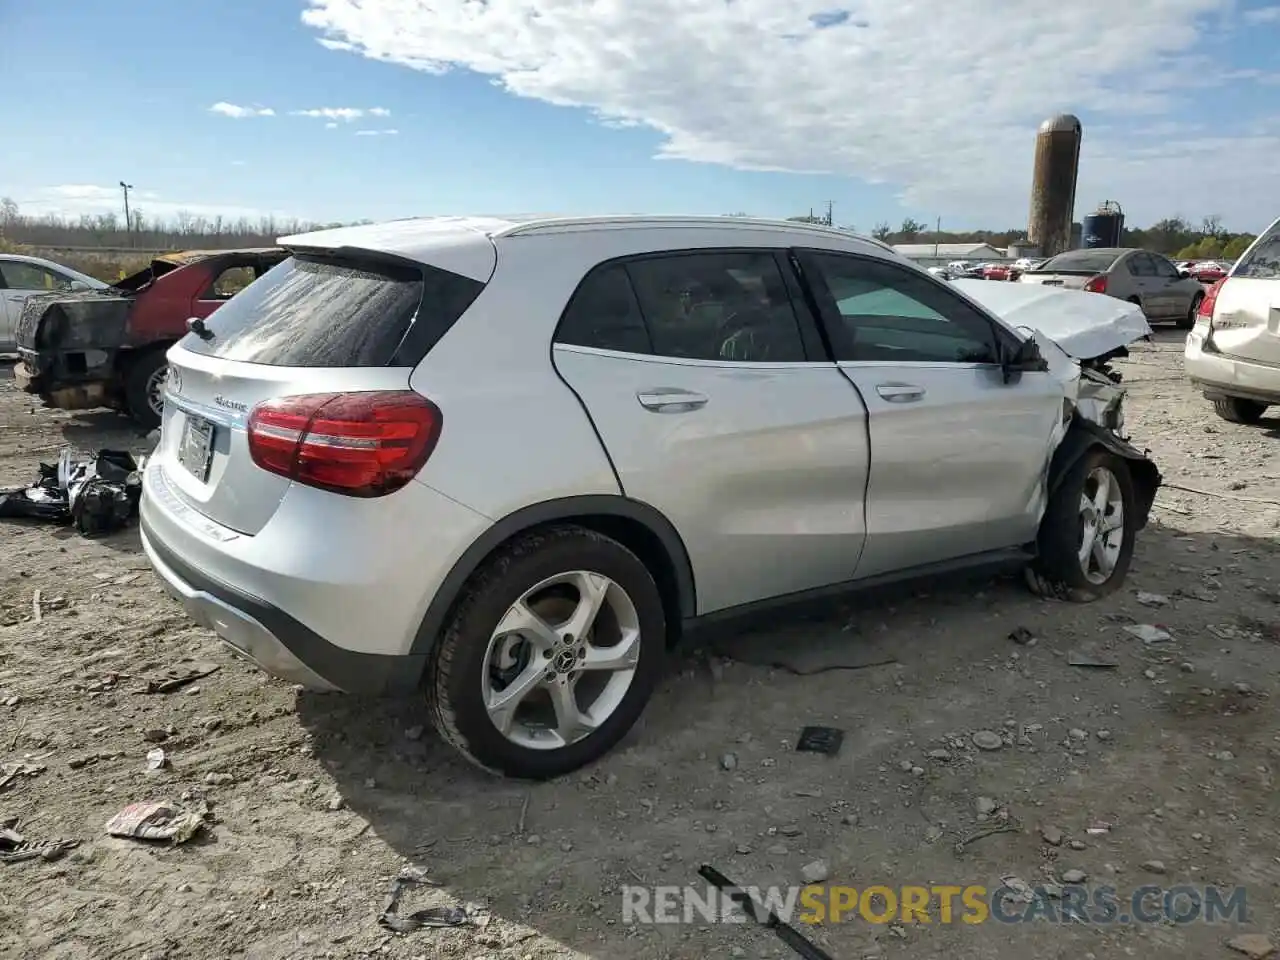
left=205, top=265, right=255, bottom=300
left=0, top=262, right=63, bottom=291
left=808, top=253, right=998, bottom=364
left=1128, top=253, right=1156, bottom=277
left=1151, top=255, right=1179, bottom=278
left=624, top=252, right=806, bottom=362
left=555, top=264, right=652, bottom=355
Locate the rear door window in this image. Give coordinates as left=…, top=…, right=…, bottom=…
left=1127, top=253, right=1156, bottom=277
left=623, top=251, right=808, bottom=362
left=1235, top=226, right=1280, bottom=280
left=555, top=265, right=653, bottom=355
left=178, top=254, right=483, bottom=367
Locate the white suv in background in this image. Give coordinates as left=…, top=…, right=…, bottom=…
left=140, top=215, right=1160, bottom=779
left=1185, top=217, right=1280, bottom=423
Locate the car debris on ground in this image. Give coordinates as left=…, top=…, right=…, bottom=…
left=0, top=447, right=143, bottom=536
left=104, top=800, right=209, bottom=844
left=377, top=864, right=471, bottom=933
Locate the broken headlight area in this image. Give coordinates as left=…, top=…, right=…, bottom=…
left=1077, top=363, right=1128, bottom=438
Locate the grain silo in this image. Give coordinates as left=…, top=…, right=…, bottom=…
left=1027, top=114, right=1083, bottom=258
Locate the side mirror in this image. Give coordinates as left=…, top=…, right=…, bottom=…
left=1177, top=269, right=1191, bottom=279
left=1002, top=337, right=1048, bottom=383
left=69, top=279, right=93, bottom=292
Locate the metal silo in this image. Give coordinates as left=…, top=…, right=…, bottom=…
left=1027, top=114, right=1083, bottom=258
left=1082, top=200, right=1124, bottom=248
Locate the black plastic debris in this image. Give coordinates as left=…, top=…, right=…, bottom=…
left=0, top=448, right=143, bottom=537
left=378, top=864, right=470, bottom=933
left=796, top=726, right=844, bottom=757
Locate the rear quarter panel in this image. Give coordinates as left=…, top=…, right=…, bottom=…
left=407, top=241, right=622, bottom=521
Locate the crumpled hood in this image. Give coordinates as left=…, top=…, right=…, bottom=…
left=950, top=279, right=1151, bottom=359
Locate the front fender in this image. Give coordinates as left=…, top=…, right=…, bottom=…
left=1048, top=417, right=1162, bottom=530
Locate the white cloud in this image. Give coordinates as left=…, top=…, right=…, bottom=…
left=291, top=106, right=391, bottom=121
left=300, top=0, right=1280, bottom=229
left=354, top=128, right=399, bottom=136
left=1243, top=5, right=1280, bottom=24
left=16, top=185, right=280, bottom=222
left=209, top=101, right=275, bottom=118
left=325, top=121, right=338, bottom=129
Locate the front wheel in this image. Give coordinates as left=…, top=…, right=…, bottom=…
left=426, top=526, right=668, bottom=779
left=1026, top=449, right=1137, bottom=602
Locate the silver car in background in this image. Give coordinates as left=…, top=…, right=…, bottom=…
left=1020, top=248, right=1205, bottom=329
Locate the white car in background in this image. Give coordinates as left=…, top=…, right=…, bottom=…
left=1185, top=217, right=1280, bottom=423
left=0, top=253, right=106, bottom=352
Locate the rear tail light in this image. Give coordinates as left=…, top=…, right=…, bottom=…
left=247, top=391, right=441, bottom=497
left=1198, top=278, right=1225, bottom=320
left=1083, top=275, right=1107, bottom=294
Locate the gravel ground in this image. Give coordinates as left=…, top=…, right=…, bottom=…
left=2, top=329, right=1279, bottom=960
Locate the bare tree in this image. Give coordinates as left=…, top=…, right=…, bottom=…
left=871, top=221, right=892, bottom=241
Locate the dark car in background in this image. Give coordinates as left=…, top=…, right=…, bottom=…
left=15, top=248, right=286, bottom=428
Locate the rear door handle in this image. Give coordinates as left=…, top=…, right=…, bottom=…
left=636, top=388, right=709, bottom=413
left=875, top=383, right=925, bottom=402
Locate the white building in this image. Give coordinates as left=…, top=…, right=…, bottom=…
left=893, top=242, right=1007, bottom=261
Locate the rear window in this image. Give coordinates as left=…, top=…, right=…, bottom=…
left=1035, top=250, right=1120, bottom=273
left=1234, top=226, right=1280, bottom=280
left=179, top=254, right=484, bottom=367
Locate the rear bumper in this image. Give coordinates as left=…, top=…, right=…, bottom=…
left=138, top=455, right=493, bottom=694
left=140, top=513, right=427, bottom=694
left=1185, top=326, right=1280, bottom=404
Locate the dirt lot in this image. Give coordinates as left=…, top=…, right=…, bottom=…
left=2, top=331, right=1279, bottom=960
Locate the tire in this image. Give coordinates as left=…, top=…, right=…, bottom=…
left=1176, top=295, right=1202, bottom=330
left=123, top=349, right=169, bottom=429
left=425, top=525, right=668, bottom=779
left=1213, top=397, right=1267, bottom=425
left=1026, top=448, right=1138, bottom=602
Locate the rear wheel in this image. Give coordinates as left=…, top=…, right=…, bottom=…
left=425, top=526, right=668, bottom=779
left=1212, top=397, right=1267, bottom=424
left=1176, top=294, right=1202, bottom=330
left=123, top=349, right=169, bottom=429
left=1026, top=448, right=1137, bottom=602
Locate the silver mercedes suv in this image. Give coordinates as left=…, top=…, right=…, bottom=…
left=140, top=215, right=1160, bottom=779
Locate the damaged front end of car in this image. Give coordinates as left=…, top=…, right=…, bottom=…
left=952, top=278, right=1163, bottom=529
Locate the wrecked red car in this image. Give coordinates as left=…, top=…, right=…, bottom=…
left=14, top=248, right=287, bottom=428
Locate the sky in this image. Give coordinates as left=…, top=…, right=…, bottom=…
left=2, top=0, right=1279, bottom=234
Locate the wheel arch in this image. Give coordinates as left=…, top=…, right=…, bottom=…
left=409, top=496, right=698, bottom=658
left=1047, top=417, right=1162, bottom=531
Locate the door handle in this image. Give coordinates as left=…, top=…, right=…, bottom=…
left=636, top=388, right=709, bottom=413
left=875, top=383, right=925, bottom=402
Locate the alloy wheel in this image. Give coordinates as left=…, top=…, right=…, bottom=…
left=1077, top=465, right=1125, bottom=585
left=481, top=570, right=642, bottom=750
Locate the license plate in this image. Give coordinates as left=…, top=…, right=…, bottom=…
left=178, top=415, right=215, bottom=482
left=1042, top=280, right=1063, bottom=286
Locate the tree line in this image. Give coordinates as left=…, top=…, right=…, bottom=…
left=2, top=197, right=1257, bottom=262
left=0, top=197, right=338, bottom=251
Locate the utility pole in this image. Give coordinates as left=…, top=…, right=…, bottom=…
left=825, top=200, right=834, bottom=226
left=119, top=181, right=133, bottom=246
left=934, top=216, right=941, bottom=258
